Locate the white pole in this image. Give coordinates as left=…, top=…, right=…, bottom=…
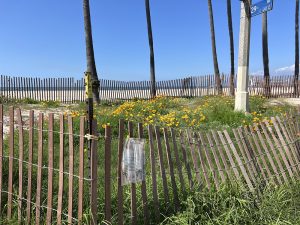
left=235, top=0, right=252, bottom=112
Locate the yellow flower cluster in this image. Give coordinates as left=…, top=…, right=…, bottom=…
left=63, top=110, right=82, bottom=118
left=160, top=112, right=179, bottom=127
left=111, top=96, right=208, bottom=128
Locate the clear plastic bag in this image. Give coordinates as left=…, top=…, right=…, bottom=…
left=121, top=138, right=145, bottom=185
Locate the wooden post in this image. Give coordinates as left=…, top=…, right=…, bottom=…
left=163, top=128, right=179, bottom=210
left=7, top=107, right=14, bottom=219
left=179, top=131, right=194, bottom=189
left=117, top=120, right=125, bottom=225
left=26, top=110, right=34, bottom=224
left=85, top=72, right=93, bottom=181
left=138, top=123, right=150, bottom=225
left=154, top=126, right=169, bottom=203
left=17, top=108, right=24, bottom=223
left=57, top=114, right=64, bottom=225
left=35, top=113, right=44, bottom=225
left=128, top=122, right=137, bottom=225
left=46, top=113, right=54, bottom=224
left=0, top=105, right=3, bottom=217
left=170, top=128, right=186, bottom=193
left=104, top=125, right=112, bottom=222
left=78, top=117, right=85, bottom=223
left=186, top=130, right=202, bottom=184
left=90, top=120, right=98, bottom=225
left=148, top=125, right=160, bottom=221
left=68, top=116, right=74, bottom=224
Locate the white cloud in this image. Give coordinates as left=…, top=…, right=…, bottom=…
left=251, top=70, right=264, bottom=76
left=251, top=64, right=299, bottom=76
left=274, top=65, right=295, bottom=74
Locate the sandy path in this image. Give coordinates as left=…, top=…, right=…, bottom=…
left=2, top=106, right=68, bottom=136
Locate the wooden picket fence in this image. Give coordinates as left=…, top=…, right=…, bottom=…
left=0, top=75, right=299, bottom=103
left=0, top=105, right=299, bottom=224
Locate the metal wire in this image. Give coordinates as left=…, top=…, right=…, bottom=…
left=0, top=155, right=93, bottom=182
left=0, top=121, right=102, bottom=140
left=0, top=190, right=79, bottom=222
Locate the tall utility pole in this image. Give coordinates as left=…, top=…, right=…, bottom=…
left=235, top=0, right=252, bottom=112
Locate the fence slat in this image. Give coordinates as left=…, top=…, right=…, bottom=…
left=259, top=122, right=289, bottom=183
left=170, top=128, right=186, bottom=193
left=217, top=131, right=240, bottom=180
left=248, top=125, right=273, bottom=179
left=45, top=113, right=54, bottom=224
left=198, top=132, right=219, bottom=188
left=232, top=128, right=257, bottom=183
left=148, top=125, right=160, bottom=221
left=35, top=113, right=44, bottom=225
left=26, top=110, right=34, bottom=224
left=117, top=120, right=124, bottom=225
left=154, top=126, right=169, bottom=203
left=286, top=112, right=298, bottom=138
left=271, top=117, right=299, bottom=176
left=68, top=116, right=74, bottom=224
left=253, top=124, right=282, bottom=184
left=194, top=133, right=211, bottom=189
left=287, top=113, right=300, bottom=155
left=17, top=108, right=24, bottom=223
left=186, top=130, right=202, bottom=184
left=211, top=130, right=232, bottom=180
left=206, top=132, right=226, bottom=183
left=78, top=117, right=85, bottom=223
left=242, top=127, right=267, bottom=180
left=264, top=121, right=294, bottom=180
left=0, top=105, right=2, bottom=216
left=90, top=120, right=98, bottom=225
left=282, top=113, right=297, bottom=141
left=128, top=121, right=137, bottom=225
left=275, top=116, right=300, bottom=170
left=163, top=128, right=179, bottom=210
left=138, top=123, right=150, bottom=225
left=7, top=107, right=14, bottom=219
left=223, top=130, right=254, bottom=189
left=179, top=130, right=194, bottom=189
left=57, top=114, right=64, bottom=225
left=105, top=125, right=112, bottom=223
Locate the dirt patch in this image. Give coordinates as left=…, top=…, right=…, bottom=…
left=267, top=98, right=300, bottom=107
left=2, top=106, right=67, bottom=136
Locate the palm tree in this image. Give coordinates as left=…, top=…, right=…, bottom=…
left=294, top=0, right=299, bottom=97
left=83, top=0, right=100, bottom=103
left=227, top=0, right=235, bottom=96
left=262, top=11, right=271, bottom=97
left=207, top=0, right=222, bottom=95
left=145, top=0, right=156, bottom=98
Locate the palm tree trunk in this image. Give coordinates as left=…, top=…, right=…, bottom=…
left=207, top=0, right=222, bottom=95
left=227, top=0, right=235, bottom=96
left=295, top=0, right=299, bottom=97
left=262, top=12, right=270, bottom=97
left=145, top=0, right=156, bottom=98
left=83, top=0, right=100, bottom=103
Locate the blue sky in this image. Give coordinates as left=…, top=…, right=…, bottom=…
left=0, top=0, right=296, bottom=80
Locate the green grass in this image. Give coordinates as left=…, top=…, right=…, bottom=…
left=161, top=181, right=300, bottom=225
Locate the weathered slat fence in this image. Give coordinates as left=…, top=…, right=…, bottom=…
left=0, top=105, right=299, bottom=224
left=0, top=75, right=299, bottom=103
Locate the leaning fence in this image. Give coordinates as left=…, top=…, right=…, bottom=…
left=0, top=105, right=299, bottom=224
left=0, top=74, right=299, bottom=103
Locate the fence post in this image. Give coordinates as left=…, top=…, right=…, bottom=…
left=0, top=105, right=2, bottom=218
left=90, top=120, right=98, bottom=225
left=104, top=125, right=112, bottom=223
